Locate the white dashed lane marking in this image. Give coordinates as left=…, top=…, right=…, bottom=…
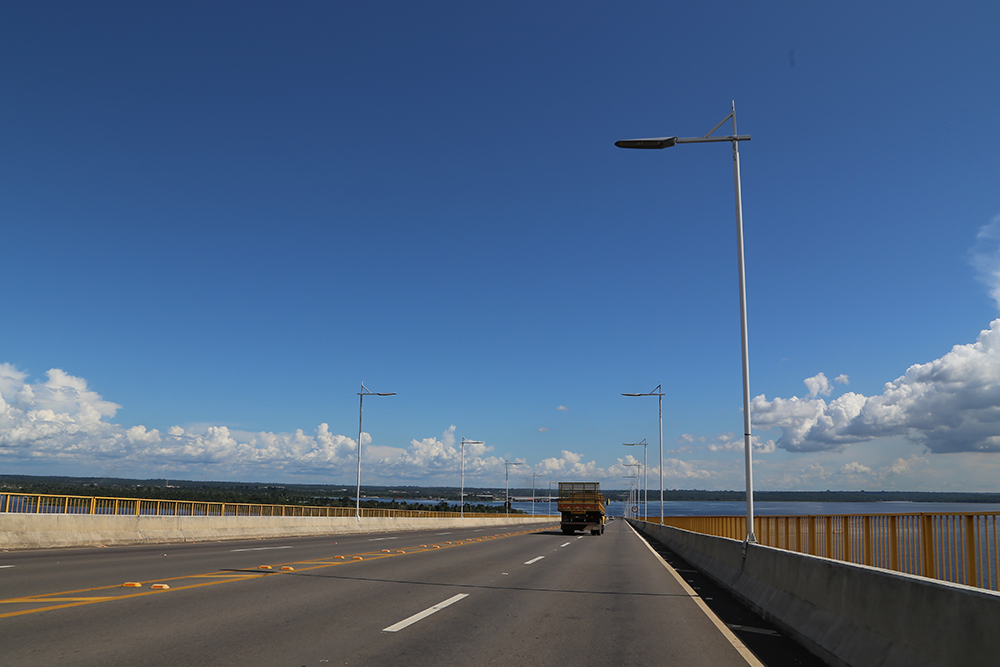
left=383, top=594, right=469, bottom=632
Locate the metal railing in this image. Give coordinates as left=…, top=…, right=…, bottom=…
left=0, top=492, right=512, bottom=520
left=645, top=511, right=1000, bottom=592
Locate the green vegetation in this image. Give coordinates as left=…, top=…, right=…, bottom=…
left=4, top=474, right=1000, bottom=507
left=0, top=475, right=520, bottom=514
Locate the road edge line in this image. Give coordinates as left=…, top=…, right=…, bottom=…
left=625, top=521, right=766, bottom=667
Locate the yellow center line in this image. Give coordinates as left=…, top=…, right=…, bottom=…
left=0, top=526, right=555, bottom=620
left=2, top=597, right=116, bottom=603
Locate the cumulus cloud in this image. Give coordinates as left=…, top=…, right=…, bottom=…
left=804, top=372, right=833, bottom=399
left=884, top=455, right=929, bottom=476
left=839, top=461, right=872, bottom=475
left=752, top=320, right=1000, bottom=453
left=0, top=364, right=362, bottom=477
left=703, top=433, right=776, bottom=454
left=371, top=425, right=506, bottom=481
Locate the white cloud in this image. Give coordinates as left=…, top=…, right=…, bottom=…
left=0, top=365, right=362, bottom=478
left=703, top=433, right=775, bottom=454
left=834, top=374, right=850, bottom=385
left=804, top=372, right=833, bottom=399
left=751, top=319, right=1000, bottom=453
left=839, top=461, right=872, bottom=475
left=556, top=405, right=570, bottom=411
left=969, top=213, right=1000, bottom=309
left=883, top=455, right=929, bottom=476
left=537, top=427, right=550, bottom=432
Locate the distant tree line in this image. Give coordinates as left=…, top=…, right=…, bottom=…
left=0, top=475, right=520, bottom=513
left=4, top=475, right=999, bottom=505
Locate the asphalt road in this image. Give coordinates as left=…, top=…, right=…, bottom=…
left=1, top=519, right=767, bottom=666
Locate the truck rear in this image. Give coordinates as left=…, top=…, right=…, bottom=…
left=558, top=482, right=605, bottom=535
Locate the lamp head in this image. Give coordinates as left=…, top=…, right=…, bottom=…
left=615, top=137, right=677, bottom=149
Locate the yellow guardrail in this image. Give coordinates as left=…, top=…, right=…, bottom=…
left=645, top=512, right=1000, bottom=592
left=0, top=491, right=513, bottom=520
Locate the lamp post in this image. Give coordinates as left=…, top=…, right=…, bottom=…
left=356, top=383, right=396, bottom=521
left=459, top=438, right=484, bottom=519
left=622, top=385, right=665, bottom=523
left=531, top=473, right=545, bottom=517
left=616, top=102, right=756, bottom=543
left=622, top=439, right=648, bottom=520
left=624, top=462, right=641, bottom=519
left=504, top=459, right=522, bottom=519
left=622, top=476, right=637, bottom=518
left=548, top=480, right=555, bottom=516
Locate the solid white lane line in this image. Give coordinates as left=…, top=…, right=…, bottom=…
left=382, top=594, right=469, bottom=632
left=367, top=537, right=398, bottom=541
left=435, top=532, right=453, bottom=535
left=626, top=522, right=765, bottom=667
left=524, top=556, right=545, bottom=565
left=230, top=546, right=293, bottom=552
left=560, top=542, right=571, bottom=547
left=0, top=565, right=14, bottom=569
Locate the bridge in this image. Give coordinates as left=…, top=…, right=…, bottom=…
left=2, top=492, right=998, bottom=666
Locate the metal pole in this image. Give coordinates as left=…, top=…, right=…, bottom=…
left=615, top=105, right=754, bottom=542
left=731, top=101, right=756, bottom=544
left=355, top=384, right=396, bottom=524
left=643, top=441, right=648, bottom=521
left=659, top=389, right=663, bottom=523
left=505, top=460, right=523, bottom=519
left=461, top=440, right=465, bottom=519
left=356, top=391, right=364, bottom=522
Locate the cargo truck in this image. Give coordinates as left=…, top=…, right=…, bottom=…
left=558, top=482, right=605, bottom=535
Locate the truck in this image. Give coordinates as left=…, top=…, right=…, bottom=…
left=558, top=482, right=605, bottom=535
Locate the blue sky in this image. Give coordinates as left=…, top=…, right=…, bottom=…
left=2, top=2, right=999, bottom=491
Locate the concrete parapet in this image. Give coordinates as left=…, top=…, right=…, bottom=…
left=631, top=520, right=1000, bottom=667
left=0, top=513, right=554, bottom=550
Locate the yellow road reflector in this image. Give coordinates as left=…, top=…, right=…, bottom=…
left=334, top=555, right=345, bottom=559
left=381, top=549, right=391, bottom=553
left=280, top=566, right=294, bottom=571
left=150, top=584, right=170, bottom=590
left=396, top=550, right=405, bottom=554
left=352, top=556, right=363, bottom=560
left=121, top=582, right=142, bottom=588
left=259, top=565, right=273, bottom=570
left=419, top=544, right=428, bottom=548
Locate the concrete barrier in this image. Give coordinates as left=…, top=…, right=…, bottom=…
left=0, top=513, right=555, bottom=550
left=630, top=520, right=1000, bottom=667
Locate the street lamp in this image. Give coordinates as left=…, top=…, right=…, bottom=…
left=531, top=473, right=545, bottom=517
left=356, top=383, right=396, bottom=521
left=622, top=439, right=648, bottom=520
left=548, top=480, right=555, bottom=516
left=622, top=476, right=637, bottom=519
left=504, top=459, right=523, bottom=519
left=622, top=385, right=665, bottom=523
left=616, top=102, right=756, bottom=543
left=623, top=465, right=640, bottom=519
left=459, top=438, right=484, bottom=519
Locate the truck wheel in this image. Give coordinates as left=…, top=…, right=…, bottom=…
left=561, top=527, right=573, bottom=535
left=590, top=529, right=599, bottom=536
